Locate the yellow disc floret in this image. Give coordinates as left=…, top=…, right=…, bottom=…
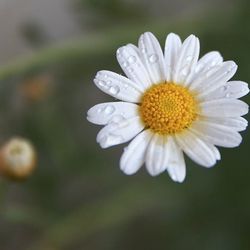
left=140, top=83, right=198, bottom=134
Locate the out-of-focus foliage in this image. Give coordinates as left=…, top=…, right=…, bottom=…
left=20, top=21, right=48, bottom=48
left=0, top=0, right=250, bottom=250
left=74, top=0, right=147, bottom=28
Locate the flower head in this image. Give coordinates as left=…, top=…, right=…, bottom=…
left=87, top=32, right=249, bottom=182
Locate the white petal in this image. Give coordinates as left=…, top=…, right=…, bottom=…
left=206, top=143, right=221, bottom=160
left=164, top=33, right=182, bottom=82
left=173, top=35, right=200, bottom=85
left=201, top=80, right=249, bottom=101
left=199, top=116, right=248, bottom=132
left=199, top=99, right=249, bottom=117
left=116, top=44, right=151, bottom=89
left=166, top=137, right=186, bottom=183
left=87, top=102, right=139, bottom=125
left=145, top=134, right=168, bottom=176
left=138, top=32, right=166, bottom=84
left=190, top=120, right=242, bottom=148
left=190, top=61, right=237, bottom=96
left=96, top=116, right=144, bottom=148
left=120, top=130, right=152, bottom=175
left=196, top=51, right=223, bottom=72
left=190, top=129, right=221, bottom=160
left=175, top=130, right=217, bottom=167
left=94, top=70, right=143, bottom=102
left=187, top=51, right=223, bottom=84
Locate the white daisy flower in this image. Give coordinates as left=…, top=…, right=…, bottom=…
left=87, top=32, right=249, bottom=183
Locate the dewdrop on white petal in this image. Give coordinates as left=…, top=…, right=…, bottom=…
left=87, top=32, right=249, bottom=183
left=0, top=137, right=37, bottom=180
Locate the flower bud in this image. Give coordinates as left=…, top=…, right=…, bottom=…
left=0, top=137, right=37, bottom=180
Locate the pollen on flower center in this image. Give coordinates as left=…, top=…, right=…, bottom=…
left=139, top=83, right=198, bottom=134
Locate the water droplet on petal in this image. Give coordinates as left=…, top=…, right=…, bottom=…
left=104, top=105, right=115, bottom=115
left=225, top=93, right=231, bottom=98
left=122, top=61, right=129, bottom=68
left=98, top=80, right=105, bottom=87
left=141, top=48, right=147, bottom=54
left=226, top=65, right=235, bottom=74
left=149, top=54, right=158, bottom=63
left=124, top=84, right=129, bottom=89
left=110, top=115, right=125, bottom=123
left=109, top=86, right=120, bottom=95
left=195, top=63, right=203, bottom=73
left=128, top=68, right=134, bottom=73
left=223, top=85, right=229, bottom=91
left=240, top=87, right=247, bottom=93
left=106, top=80, right=112, bottom=86
left=181, top=67, right=189, bottom=76
left=211, top=60, right=217, bottom=66
left=186, top=56, right=193, bottom=61
left=128, top=55, right=136, bottom=64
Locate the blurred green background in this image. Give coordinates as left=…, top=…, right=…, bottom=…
left=0, top=0, right=250, bottom=249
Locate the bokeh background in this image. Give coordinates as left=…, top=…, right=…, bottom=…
left=0, top=0, right=250, bottom=249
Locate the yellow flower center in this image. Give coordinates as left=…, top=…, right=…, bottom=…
left=139, top=83, right=198, bottom=134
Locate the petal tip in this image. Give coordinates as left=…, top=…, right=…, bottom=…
left=143, top=31, right=154, bottom=36
left=86, top=115, right=91, bottom=123
left=187, top=34, right=196, bottom=40
left=120, top=165, right=138, bottom=175
left=169, top=171, right=186, bottom=183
